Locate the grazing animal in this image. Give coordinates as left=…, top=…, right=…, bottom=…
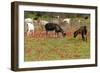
left=45, top=23, right=66, bottom=37
left=73, top=26, right=87, bottom=41
left=24, top=18, right=34, bottom=36
left=40, top=20, right=48, bottom=25
left=33, top=18, right=48, bottom=30
left=63, top=18, right=71, bottom=24
left=40, top=20, right=48, bottom=30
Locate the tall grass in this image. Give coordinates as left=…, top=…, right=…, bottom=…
left=24, top=34, right=90, bottom=61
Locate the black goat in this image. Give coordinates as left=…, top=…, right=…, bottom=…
left=73, top=26, right=87, bottom=41
left=45, top=23, right=66, bottom=37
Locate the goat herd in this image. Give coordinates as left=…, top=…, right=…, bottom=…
left=25, top=18, right=87, bottom=41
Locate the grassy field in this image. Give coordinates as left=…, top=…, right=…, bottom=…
left=24, top=32, right=90, bottom=61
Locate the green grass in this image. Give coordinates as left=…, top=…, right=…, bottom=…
left=24, top=36, right=90, bottom=61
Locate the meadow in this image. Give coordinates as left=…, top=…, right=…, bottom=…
left=24, top=32, right=90, bottom=61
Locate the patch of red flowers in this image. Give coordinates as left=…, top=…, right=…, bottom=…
left=66, top=32, right=72, bottom=37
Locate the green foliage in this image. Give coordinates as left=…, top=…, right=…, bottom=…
left=24, top=11, right=37, bottom=18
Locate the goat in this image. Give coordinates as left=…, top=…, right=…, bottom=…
left=24, top=18, right=34, bottom=37
left=73, top=26, right=87, bottom=41
left=45, top=23, right=66, bottom=37
left=63, top=18, right=71, bottom=24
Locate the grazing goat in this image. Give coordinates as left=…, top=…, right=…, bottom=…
left=73, top=26, right=87, bottom=41
left=63, top=18, right=71, bottom=24
left=24, top=18, right=34, bottom=36
left=45, top=23, right=66, bottom=37
left=40, top=20, right=48, bottom=30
